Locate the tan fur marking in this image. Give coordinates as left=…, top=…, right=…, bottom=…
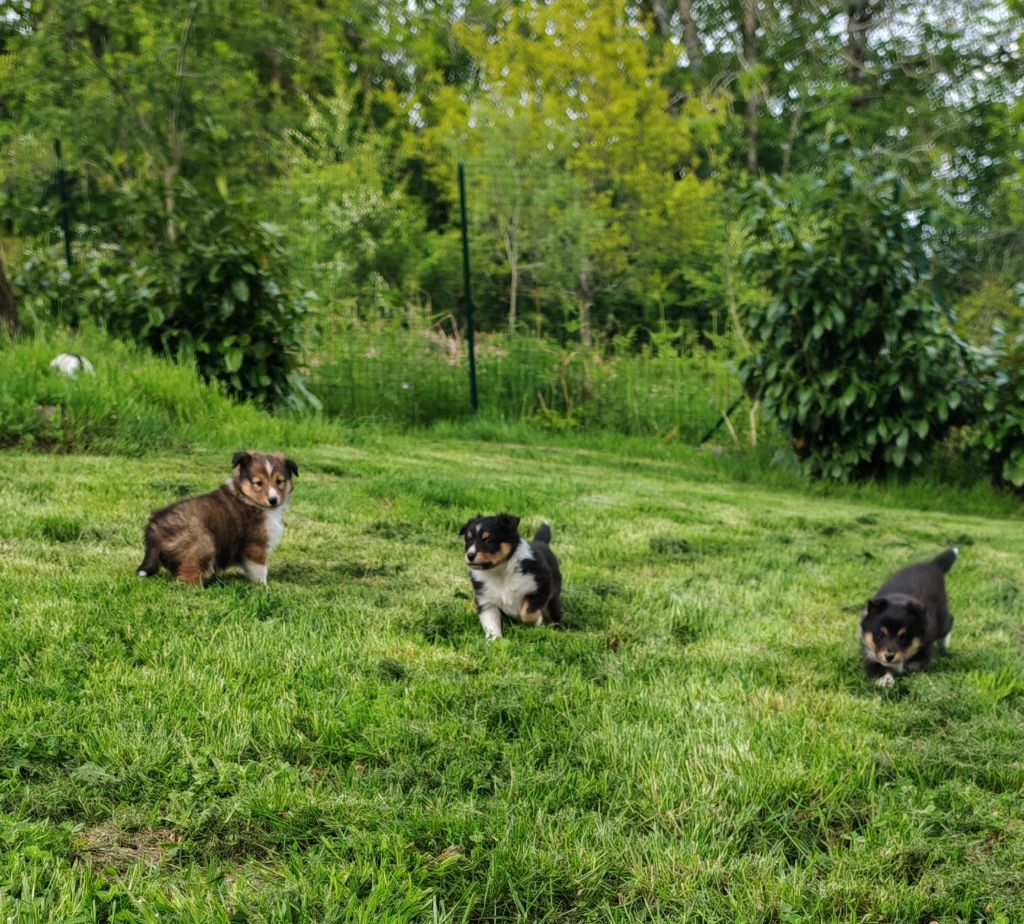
left=901, top=637, right=923, bottom=661
left=176, top=563, right=207, bottom=586
left=473, top=541, right=513, bottom=566
left=862, top=631, right=876, bottom=654
left=519, top=600, right=543, bottom=625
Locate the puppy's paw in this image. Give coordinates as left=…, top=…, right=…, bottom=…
left=875, top=672, right=895, bottom=688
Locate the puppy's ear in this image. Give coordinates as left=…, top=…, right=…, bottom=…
left=867, top=597, right=888, bottom=616
left=232, top=451, right=252, bottom=470
left=284, top=457, right=299, bottom=479
left=459, top=518, right=476, bottom=538
left=498, top=513, right=521, bottom=531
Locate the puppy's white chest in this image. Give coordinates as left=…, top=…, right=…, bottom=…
left=263, top=505, right=287, bottom=555
left=475, top=545, right=537, bottom=615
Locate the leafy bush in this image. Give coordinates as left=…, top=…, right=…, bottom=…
left=12, top=181, right=313, bottom=408
left=969, top=319, right=1024, bottom=488
left=738, top=155, right=967, bottom=479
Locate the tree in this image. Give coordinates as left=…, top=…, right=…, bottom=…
left=417, top=0, right=727, bottom=341
left=739, top=152, right=966, bottom=480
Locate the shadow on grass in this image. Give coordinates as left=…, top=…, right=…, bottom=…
left=272, top=560, right=407, bottom=584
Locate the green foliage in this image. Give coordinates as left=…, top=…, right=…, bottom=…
left=311, top=318, right=744, bottom=439
left=416, top=0, right=727, bottom=340
left=273, top=91, right=433, bottom=317
left=0, top=326, right=338, bottom=454
left=969, top=317, right=1024, bottom=488
left=14, top=182, right=312, bottom=407
left=739, top=155, right=967, bottom=480
left=2, top=0, right=1021, bottom=349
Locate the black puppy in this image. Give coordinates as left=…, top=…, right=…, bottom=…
left=459, top=513, right=563, bottom=640
left=859, top=548, right=957, bottom=686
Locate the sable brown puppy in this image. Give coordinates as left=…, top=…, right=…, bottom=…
left=138, top=451, right=298, bottom=586
left=859, top=547, right=957, bottom=687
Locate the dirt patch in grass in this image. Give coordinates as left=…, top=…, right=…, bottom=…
left=75, top=822, right=181, bottom=871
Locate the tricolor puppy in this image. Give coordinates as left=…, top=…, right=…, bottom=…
left=859, top=547, right=957, bottom=687
left=460, top=513, right=563, bottom=640
left=138, top=451, right=298, bottom=586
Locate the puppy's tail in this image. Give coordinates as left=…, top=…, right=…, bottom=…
left=934, top=547, right=959, bottom=574
left=533, top=521, right=552, bottom=545
left=138, top=536, right=161, bottom=577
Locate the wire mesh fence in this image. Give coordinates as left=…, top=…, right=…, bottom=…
left=2, top=143, right=749, bottom=442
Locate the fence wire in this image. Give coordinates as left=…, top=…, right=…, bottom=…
left=2, top=145, right=748, bottom=442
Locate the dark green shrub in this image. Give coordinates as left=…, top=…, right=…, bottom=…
left=13, top=182, right=313, bottom=408
left=969, top=318, right=1024, bottom=488
left=738, top=156, right=966, bottom=480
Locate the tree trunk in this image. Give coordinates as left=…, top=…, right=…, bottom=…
left=743, top=0, right=759, bottom=173
left=677, top=0, right=703, bottom=77
left=0, top=253, right=22, bottom=337
left=502, top=230, right=519, bottom=332
left=846, top=0, right=875, bottom=105
left=578, top=270, right=593, bottom=348
left=648, top=0, right=671, bottom=35
left=508, top=257, right=519, bottom=332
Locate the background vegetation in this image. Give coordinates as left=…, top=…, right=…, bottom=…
left=2, top=1, right=1021, bottom=467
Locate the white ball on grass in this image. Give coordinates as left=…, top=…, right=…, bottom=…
left=49, top=353, right=95, bottom=377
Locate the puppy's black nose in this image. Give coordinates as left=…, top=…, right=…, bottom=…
left=467, top=551, right=476, bottom=562
left=884, top=652, right=894, bottom=662
left=268, top=496, right=279, bottom=507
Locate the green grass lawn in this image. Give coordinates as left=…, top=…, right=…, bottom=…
left=2, top=434, right=1024, bottom=922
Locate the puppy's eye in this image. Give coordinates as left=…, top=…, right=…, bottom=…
left=877, top=627, right=889, bottom=638
left=897, top=629, right=907, bottom=640
left=276, top=477, right=285, bottom=486
left=253, top=479, right=264, bottom=488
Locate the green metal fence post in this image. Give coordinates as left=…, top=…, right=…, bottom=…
left=458, top=162, right=479, bottom=413
left=54, top=139, right=74, bottom=268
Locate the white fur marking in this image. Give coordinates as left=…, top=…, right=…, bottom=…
left=471, top=541, right=538, bottom=628
left=952, top=547, right=959, bottom=559
left=479, top=605, right=503, bottom=640
left=876, top=673, right=895, bottom=688
left=942, top=632, right=951, bottom=651
left=263, top=500, right=288, bottom=555
left=138, top=569, right=148, bottom=577
left=862, top=645, right=906, bottom=673
left=265, top=459, right=273, bottom=476
left=243, top=559, right=268, bottom=586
